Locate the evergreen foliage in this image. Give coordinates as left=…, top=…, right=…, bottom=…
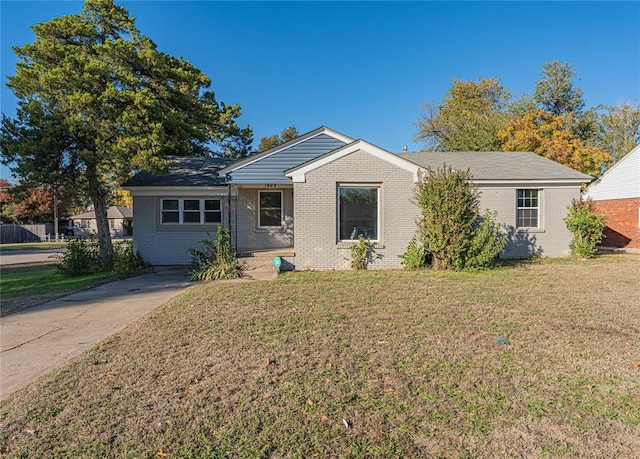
left=408, top=166, right=504, bottom=270
left=1, top=0, right=252, bottom=269
left=563, top=200, right=606, bottom=258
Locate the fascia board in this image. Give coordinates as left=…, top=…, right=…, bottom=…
left=124, top=186, right=229, bottom=196
left=473, top=179, right=590, bottom=187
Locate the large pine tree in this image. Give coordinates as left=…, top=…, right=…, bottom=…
left=1, top=0, right=252, bottom=268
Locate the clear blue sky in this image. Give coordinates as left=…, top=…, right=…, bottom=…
left=1, top=1, right=639, bottom=180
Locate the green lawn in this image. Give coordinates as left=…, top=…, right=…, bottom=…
left=0, top=263, right=115, bottom=316
left=1, top=255, right=639, bottom=458
left=0, top=242, right=68, bottom=252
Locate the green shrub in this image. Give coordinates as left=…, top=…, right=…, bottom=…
left=350, top=236, right=374, bottom=270
left=465, top=210, right=506, bottom=269
left=563, top=200, right=606, bottom=258
left=112, top=240, right=151, bottom=277
left=399, top=235, right=428, bottom=270
left=56, top=236, right=102, bottom=276
left=56, top=237, right=151, bottom=277
left=409, top=166, right=504, bottom=271
left=190, top=226, right=240, bottom=281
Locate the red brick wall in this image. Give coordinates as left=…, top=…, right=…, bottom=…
left=591, top=198, right=640, bottom=248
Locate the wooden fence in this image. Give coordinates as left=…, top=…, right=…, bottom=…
left=0, top=223, right=54, bottom=243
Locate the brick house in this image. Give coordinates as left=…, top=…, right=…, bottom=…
left=123, top=127, right=591, bottom=269
left=583, top=144, right=640, bottom=249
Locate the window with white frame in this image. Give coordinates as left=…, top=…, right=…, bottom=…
left=516, top=189, right=539, bottom=228
left=160, top=198, right=222, bottom=225
left=338, top=185, right=379, bottom=241
left=258, top=191, right=282, bottom=227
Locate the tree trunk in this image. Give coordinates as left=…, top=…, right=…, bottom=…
left=87, top=166, right=113, bottom=270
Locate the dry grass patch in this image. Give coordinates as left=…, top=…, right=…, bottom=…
left=1, top=255, right=639, bottom=458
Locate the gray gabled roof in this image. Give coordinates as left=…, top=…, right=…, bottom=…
left=71, top=206, right=132, bottom=220
left=123, top=156, right=233, bottom=187
left=398, top=151, right=593, bottom=182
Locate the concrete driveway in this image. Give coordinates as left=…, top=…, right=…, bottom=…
left=0, top=266, right=192, bottom=400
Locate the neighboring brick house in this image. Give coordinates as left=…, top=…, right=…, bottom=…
left=583, top=144, right=640, bottom=249
left=124, top=127, right=591, bottom=268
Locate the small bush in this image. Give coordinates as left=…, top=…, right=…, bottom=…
left=56, top=237, right=151, bottom=277
left=564, top=200, right=606, bottom=258
left=112, top=240, right=152, bottom=277
left=190, top=226, right=240, bottom=281
left=56, top=236, right=102, bottom=276
left=400, top=236, right=428, bottom=270
left=350, top=236, right=374, bottom=270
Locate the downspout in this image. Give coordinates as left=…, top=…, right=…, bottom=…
left=234, top=185, right=238, bottom=252
left=227, top=182, right=234, bottom=252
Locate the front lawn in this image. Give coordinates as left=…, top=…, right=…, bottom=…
left=0, top=263, right=115, bottom=316
left=1, top=256, right=639, bottom=457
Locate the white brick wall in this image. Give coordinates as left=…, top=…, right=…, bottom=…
left=293, top=149, right=419, bottom=270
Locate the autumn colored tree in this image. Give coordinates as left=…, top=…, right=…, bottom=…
left=499, top=109, right=610, bottom=176
left=257, top=125, right=299, bottom=152
left=1, top=0, right=252, bottom=268
left=415, top=77, right=511, bottom=151
left=0, top=181, right=70, bottom=223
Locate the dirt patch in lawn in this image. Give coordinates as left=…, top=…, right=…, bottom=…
left=1, top=255, right=639, bottom=458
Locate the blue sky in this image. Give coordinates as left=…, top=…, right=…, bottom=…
left=1, top=1, right=639, bottom=180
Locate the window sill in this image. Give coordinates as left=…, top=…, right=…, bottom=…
left=336, top=242, right=385, bottom=249
left=156, top=224, right=221, bottom=231
left=516, top=228, right=545, bottom=234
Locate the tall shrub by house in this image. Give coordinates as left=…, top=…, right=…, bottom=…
left=405, top=166, right=504, bottom=270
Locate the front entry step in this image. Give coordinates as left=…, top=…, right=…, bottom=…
left=235, top=248, right=294, bottom=280
left=237, top=258, right=276, bottom=280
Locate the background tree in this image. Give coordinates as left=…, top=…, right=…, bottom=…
left=257, top=125, right=299, bottom=152
left=498, top=109, right=611, bottom=176
left=415, top=77, right=511, bottom=151
left=415, top=60, right=637, bottom=175
left=1, top=0, right=252, bottom=268
left=533, top=60, right=585, bottom=116
left=597, top=103, right=640, bottom=166
left=0, top=181, right=72, bottom=224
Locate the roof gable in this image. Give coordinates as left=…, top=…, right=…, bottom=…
left=285, top=140, right=421, bottom=183
left=219, top=127, right=353, bottom=184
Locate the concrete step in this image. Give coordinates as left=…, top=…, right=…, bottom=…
left=238, top=257, right=279, bottom=280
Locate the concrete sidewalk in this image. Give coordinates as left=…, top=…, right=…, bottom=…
left=0, top=267, right=192, bottom=400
